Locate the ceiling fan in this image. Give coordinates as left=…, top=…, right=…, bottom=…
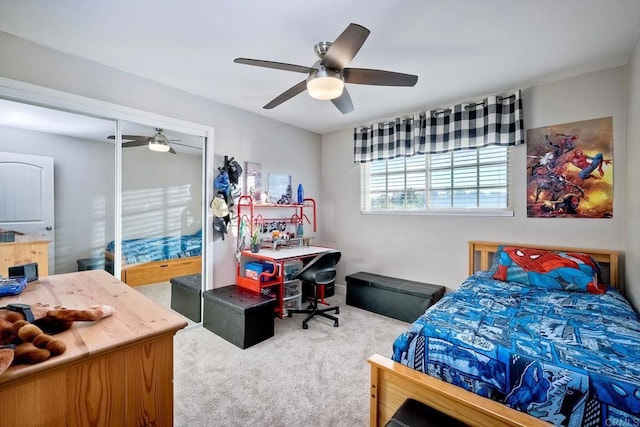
left=234, top=23, right=418, bottom=114
left=108, top=128, right=179, bottom=154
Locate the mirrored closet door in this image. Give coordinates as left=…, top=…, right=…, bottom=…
left=119, top=121, right=205, bottom=322
left=0, top=96, right=209, bottom=324
left=0, top=98, right=117, bottom=278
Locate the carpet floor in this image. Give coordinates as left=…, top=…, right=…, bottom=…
left=170, top=293, right=409, bottom=427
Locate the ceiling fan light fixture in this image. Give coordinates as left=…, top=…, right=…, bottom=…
left=307, top=67, right=344, bottom=100
left=148, top=131, right=171, bottom=152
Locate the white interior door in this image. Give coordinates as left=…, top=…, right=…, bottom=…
left=0, top=152, right=55, bottom=273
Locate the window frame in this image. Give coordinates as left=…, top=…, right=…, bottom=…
left=360, top=146, right=515, bottom=217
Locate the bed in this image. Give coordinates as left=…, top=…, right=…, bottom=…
left=105, top=230, right=202, bottom=287
left=368, top=241, right=637, bottom=427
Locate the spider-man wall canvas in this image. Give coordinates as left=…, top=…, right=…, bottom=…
left=526, top=117, right=613, bottom=218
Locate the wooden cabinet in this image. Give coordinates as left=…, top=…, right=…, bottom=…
left=0, top=270, right=187, bottom=426
left=0, top=235, right=49, bottom=276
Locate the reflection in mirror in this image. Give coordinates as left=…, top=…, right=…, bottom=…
left=0, top=98, right=116, bottom=277
left=118, top=121, right=204, bottom=324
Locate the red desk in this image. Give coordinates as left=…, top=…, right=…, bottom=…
left=236, top=245, right=335, bottom=317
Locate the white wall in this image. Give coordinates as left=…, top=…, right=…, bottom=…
left=122, top=148, right=203, bottom=239
left=625, top=36, right=640, bottom=310
left=0, top=32, right=321, bottom=288
left=321, top=66, right=629, bottom=297
left=0, top=126, right=115, bottom=273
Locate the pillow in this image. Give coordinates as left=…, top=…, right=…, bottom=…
left=489, top=245, right=604, bottom=294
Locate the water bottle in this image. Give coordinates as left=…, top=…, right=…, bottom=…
left=297, top=184, right=304, bottom=205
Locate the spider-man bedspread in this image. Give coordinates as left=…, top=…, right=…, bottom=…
left=106, top=229, right=202, bottom=265
left=391, top=272, right=640, bottom=426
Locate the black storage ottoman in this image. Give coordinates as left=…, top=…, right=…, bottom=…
left=170, top=274, right=202, bottom=322
left=345, top=272, right=445, bottom=323
left=385, top=398, right=469, bottom=427
left=203, top=285, right=276, bottom=349
left=77, top=257, right=105, bottom=271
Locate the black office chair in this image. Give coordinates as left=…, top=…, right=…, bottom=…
left=287, top=250, right=341, bottom=329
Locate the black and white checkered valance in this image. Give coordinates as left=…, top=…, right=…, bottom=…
left=353, top=89, right=524, bottom=163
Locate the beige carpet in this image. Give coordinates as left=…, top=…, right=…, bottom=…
left=172, top=294, right=410, bottom=427
left=135, top=281, right=196, bottom=325
left=134, top=281, right=172, bottom=307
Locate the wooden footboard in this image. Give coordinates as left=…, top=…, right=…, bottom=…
left=368, top=354, right=549, bottom=427
left=121, top=256, right=202, bottom=286
left=105, top=251, right=202, bottom=287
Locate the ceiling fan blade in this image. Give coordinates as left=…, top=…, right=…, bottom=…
left=264, top=80, right=308, bottom=109
left=122, top=134, right=149, bottom=141
left=171, top=141, right=200, bottom=149
left=122, top=141, right=150, bottom=148
left=169, top=146, right=177, bottom=154
left=108, top=134, right=149, bottom=143
left=234, top=58, right=314, bottom=74
left=343, top=68, right=418, bottom=86
left=321, top=23, right=370, bottom=70
left=331, top=87, right=354, bottom=114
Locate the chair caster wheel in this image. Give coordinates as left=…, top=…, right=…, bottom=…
left=303, top=323, right=308, bottom=329
left=334, top=320, right=339, bottom=327
left=335, top=308, right=340, bottom=314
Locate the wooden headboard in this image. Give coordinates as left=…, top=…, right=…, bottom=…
left=468, top=241, right=622, bottom=291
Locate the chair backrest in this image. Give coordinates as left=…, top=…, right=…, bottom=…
left=294, top=250, right=341, bottom=285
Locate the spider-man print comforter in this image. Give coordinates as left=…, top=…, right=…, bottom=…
left=391, top=272, right=640, bottom=426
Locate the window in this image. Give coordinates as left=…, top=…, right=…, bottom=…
left=361, top=146, right=513, bottom=215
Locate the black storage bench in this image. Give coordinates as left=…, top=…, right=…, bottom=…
left=385, top=399, right=469, bottom=427
left=345, top=272, right=445, bottom=323
left=170, top=274, right=202, bottom=322
left=203, top=285, right=276, bottom=349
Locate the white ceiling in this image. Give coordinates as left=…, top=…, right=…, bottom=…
left=1, top=0, right=640, bottom=135
left=0, top=99, right=204, bottom=154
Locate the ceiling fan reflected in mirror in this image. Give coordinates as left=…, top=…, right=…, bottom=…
left=108, top=128, right=179, bottom=154
left=234, top=23, right=418, bottom=114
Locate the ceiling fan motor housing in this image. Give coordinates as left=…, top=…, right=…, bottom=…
left=314, top=41, right=332, bottom=58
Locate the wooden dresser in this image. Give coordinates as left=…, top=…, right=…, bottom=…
left=0, top=235, right=50, bottom=276
left=0, top=269, right=187, bottom=426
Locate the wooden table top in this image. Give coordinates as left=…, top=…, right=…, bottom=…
left=0, top=269, right=187, bottom=385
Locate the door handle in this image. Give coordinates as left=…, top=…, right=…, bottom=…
left=46, top=226, right=53, bottom=231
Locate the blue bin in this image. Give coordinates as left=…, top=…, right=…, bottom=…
left=244, top=261, right=275, bottom=281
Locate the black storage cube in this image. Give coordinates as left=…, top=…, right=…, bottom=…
left=77, top=257, right=105, bottom=271
left=203, top=285, right=276, bottom=349
left=170, top=274, right=202, bottom=322
left=345, top=272, right=445, bottom=323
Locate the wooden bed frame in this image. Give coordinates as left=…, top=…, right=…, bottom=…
left=368, top=240, right=622, bottom=427
left=105, top=251, right=202, bottom=287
